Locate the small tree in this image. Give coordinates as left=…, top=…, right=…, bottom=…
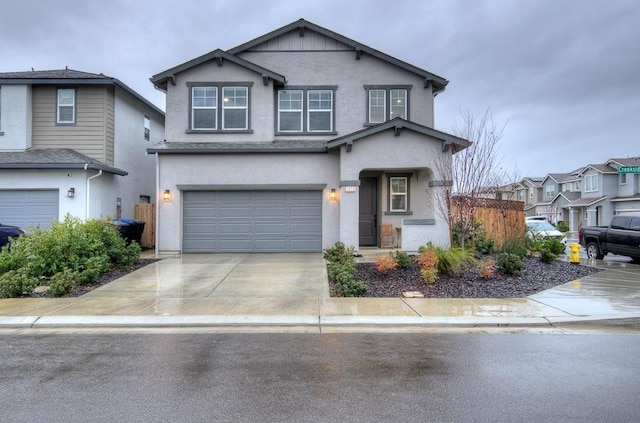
left=435, top=109, right=508, bottom=251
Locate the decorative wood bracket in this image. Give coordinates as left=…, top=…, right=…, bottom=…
left=424, top=78, right=432, bottom=89
left=355, top=48, right=362, bottom=60
left=215, top=56, right=224, bottom=67
left=169, top=75, right=176, bottom=86
left=262, top=75, right=269, bottom=86
left=298, top=26, right=305, bottom=37
left=394, top=125, right=402, bottom=136
left=442, top=141, right=451, bottom=152
left=346, top=141, right=353, bottom=152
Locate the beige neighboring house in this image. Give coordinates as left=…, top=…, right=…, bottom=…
left=148, top=19, right=470, bottom=254
left=0, top=69, right=165, bottom=230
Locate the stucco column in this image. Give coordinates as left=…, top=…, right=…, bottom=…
left=339, top=185, right=359, bottom=251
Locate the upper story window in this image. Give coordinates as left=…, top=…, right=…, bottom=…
left=188, top=82, right=252, bottom=132
left=584, top=174, right=598, bottom=192
left=620, top=173, right=627, bottom=185
left=364, top=85, right=410, bottom=124
left=544, top=185, right=555, bottom=199
left=144, top=115, right=150, bottom=141
left=517, top=190, right=525, bottom=202
left=56, top=88, right=76, bottom=125
left=277, top=87, right=335, bottom=134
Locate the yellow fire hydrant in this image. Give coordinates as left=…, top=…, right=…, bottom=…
left=570, top=243, right=581, bottom=264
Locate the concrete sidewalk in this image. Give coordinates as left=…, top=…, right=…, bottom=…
left=1, top=253, right=640, bottom=333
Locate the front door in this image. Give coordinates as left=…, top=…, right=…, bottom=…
left=359, top=178, right=378, bottom=246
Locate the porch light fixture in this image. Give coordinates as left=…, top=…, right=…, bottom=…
left=163, top=189, right=171, bottom=201
left=67, top=187, right=75, bottom=198
left=330, top=188, right=337, bottom=201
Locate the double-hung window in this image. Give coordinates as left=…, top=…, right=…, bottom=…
left=365, top=85, right=410, bottom=124
left=544, top=185, right=555, bottom=199
left=190, top=82, right=252, bottom=132
left=388, top=175, right=411, bottom=213
left=144, top=115, right=150, bottom=141
left=57, top=88, right=76, bottom=125
left=584, top=174, right=598, bottom=192
left=277, top=87, right=335, bottom=133
left=192, top=86, right=217, bottom=130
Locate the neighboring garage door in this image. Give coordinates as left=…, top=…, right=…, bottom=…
left=0, top=190, right=59, bottom=230
left=183, top=190, right=322, bottom=253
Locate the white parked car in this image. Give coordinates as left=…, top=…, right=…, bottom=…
left=525, top=217, right=567, bottom=245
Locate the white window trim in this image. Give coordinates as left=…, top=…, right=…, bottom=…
left=584, top=174, right=599, bottom=192
left=389, top=176, right=408, bottom=212
left=307, top=89, right=333, bottom=132
left=191, top=86, right=217, bottom=130
left=278, top=90, right=303, bottom=133
left=56, top=88, right=76, bottom=124
left=368, top=89, right=386, bottom=124
left=390, top=89, right=407, bottom=120
left=222, top=86, right=248, bottom=130
left=144, top=115, right=150, bottom=141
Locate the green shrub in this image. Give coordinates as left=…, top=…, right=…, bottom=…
left=542, top=238, right=566, bottom=256
left=556, top=221, right=569, bottom=232
left=499, top=237, right=528, bottom=259
left=474, top=230, right=495, bottom=257
left=0, top=215, right=141, bottom=292
left=393, top=250, right=412, bottom=269
left=497, top=252, right=524, bottom=275
left=48, top=268, right=78, bottom=297
left=0, top=268, right=39, bottom=298
left=434, top=247, right=475, bottom=275
left=324, top=242, right=365, bottom=297
left=539, top=249, right=557, bottom=264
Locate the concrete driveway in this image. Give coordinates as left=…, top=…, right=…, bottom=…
left=83, top=253, right=329, bottom=299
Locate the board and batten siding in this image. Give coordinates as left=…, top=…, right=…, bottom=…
left=31, top=85, right=115, bottom=165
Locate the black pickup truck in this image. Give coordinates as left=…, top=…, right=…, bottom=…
left=579, top=215, right=640, bottom=261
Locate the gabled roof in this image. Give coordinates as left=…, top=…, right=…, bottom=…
left=565, top=196, right=607, bottom=207
left=606, top=157, right=640, bottom=167
left=0, top=149, right=128, bottom=175
left=150, top=49, right=286, bottom=91
left=521, top=177, right=544, bottom=187
left=227, top=18, right=448, bottom=94
left=326, top=118, right=470, bottom=153
left=0, top=68, right=164, bottom=118
left=577, top=163, right=617, bottom=175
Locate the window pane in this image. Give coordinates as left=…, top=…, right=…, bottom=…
left=279, top=90, right=302, bottom=110
left=193, top=109, right=216, bottom=129
left=58, top=106, right=74, bottom=122
left=223, top=87, right=247, bottom=107
left=279, top=111, right=302, bottom=131
left=58, top=89, right=74, bottom=105
left=369, top=90, right=385, bottom=123
left=390, top=89, right=406, bottom=119
left=309, top=111, right=331, bottom=131
left=391, top=177, right=407, bottom=194
left=391, top=195, right=406, bottom=211
left=309, top=90, right=332, bottom=110
left=193, top=87, right=216, bottom=107
left=224, top=109, right=246, bottom=129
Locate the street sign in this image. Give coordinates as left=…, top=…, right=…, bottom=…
left=617, top=165, right=640, bottom=174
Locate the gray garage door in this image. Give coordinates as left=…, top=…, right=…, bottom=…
left=183, top=190, right=322, bottom=253
left=0, top=190, right=59, bottom=230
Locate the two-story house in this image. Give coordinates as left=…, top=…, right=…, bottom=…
left=148, top=19, right=469, bottom=254
left=535, top=171, right=582, bottom=224
left=0, top=69, right=164, bottom=230
left=514, top=177, right=544, bottom=214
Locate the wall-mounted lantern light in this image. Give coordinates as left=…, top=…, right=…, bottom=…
left=163, top=189, right=172, bottom=201
left=330, top=188, right=337, bottom=201
left=67, top=187, right=75, bottom=198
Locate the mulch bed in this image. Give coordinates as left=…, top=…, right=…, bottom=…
left=330, top=257, right=602, bottom=298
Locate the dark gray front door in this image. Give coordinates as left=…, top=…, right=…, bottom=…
left=359, top=178, right=378, bottom=246
left=182, top=190, right=322, bottom=253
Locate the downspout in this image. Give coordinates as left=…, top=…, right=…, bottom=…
left=154, top=152, right=160, bottom=255
left=85, top=164, right=103, bottom=220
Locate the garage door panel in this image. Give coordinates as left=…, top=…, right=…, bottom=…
left=0, top=190, right=59, bottom=230
left=183, top=190, right=322, bottom=253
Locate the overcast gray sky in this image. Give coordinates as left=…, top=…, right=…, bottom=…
left=1, top=0, right=638, bottom=178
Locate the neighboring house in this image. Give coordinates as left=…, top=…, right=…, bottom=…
left=509, top=157, right=640, bottom=231
left=148, top=19, right=469, bottom=254
left=514, top=177, right=544, bottom=214
left=0, top=69, right=164, bottom=230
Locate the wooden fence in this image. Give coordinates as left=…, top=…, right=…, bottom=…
left=134, top=203, right=155, bottom=248
left=451, top=196, right=525, bottom=247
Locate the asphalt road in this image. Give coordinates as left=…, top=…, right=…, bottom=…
left=2, top=333, right=639, bottom=422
